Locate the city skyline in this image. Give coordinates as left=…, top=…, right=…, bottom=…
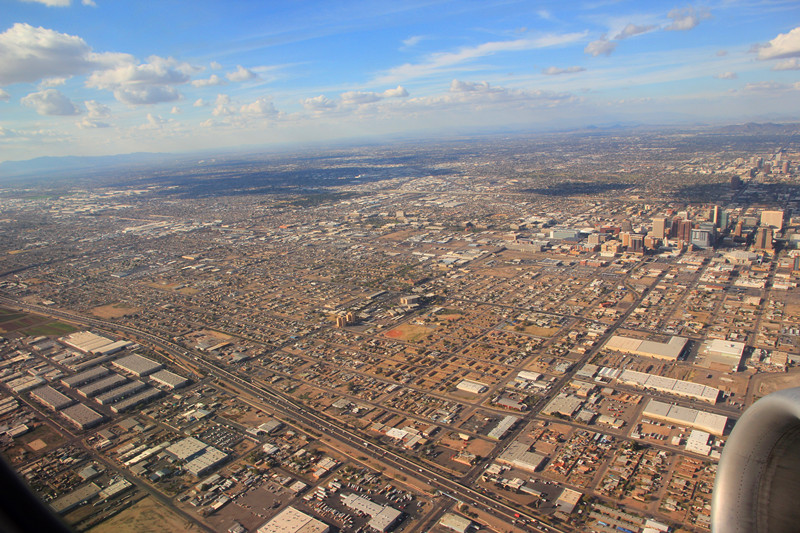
left=1, top=0, right=800, bottom=163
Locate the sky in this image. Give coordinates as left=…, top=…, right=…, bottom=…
left=1, top=0, right=800, bottom=162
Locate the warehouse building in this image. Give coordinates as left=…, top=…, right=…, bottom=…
left=497, top=441, right=546, bottom=473
left=30, top=385, right=75, bottom=411
left=456, top=379, right=488, bottom=394
left=60, top=403, right=105, bottom=430
left=109, top=388, right=163, bottom=414
left=604, top=335, right=688, bottom=361
left=642, top=399, right=727, bottom=436
left=165, top=437, right=229, bottom=477
left=257, top=506, right=329, bottom=533
left=341, top=493, right=402, bottom=533
left=77, top=373, right=128, bottom=398
left=61, top=366, right=110, bottom=388
left=112, top=354, right=163, bottom=377
left=149, top=369, right=189, bottom=389
left=95, top=380, right=146, bottom=405
left=488, top=415, right=519, bottom=440
left=615, top=369, right=720, bottom=403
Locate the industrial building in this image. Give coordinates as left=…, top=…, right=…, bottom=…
left=697, top=339, right=745, bottom=371
left=615, top=369, right=720, bottom=403
left=256, top=506, right=329, bottom=533
left=496, top=441, right=546, bottom=473
left=149, top=369, right=190, bottom=389
left=488, top=415, right=519, bottom=440
left=61, top=366, right=111, bottom=388
left=112, top=354, right=163, bottom=377
left=60, top=403, right=105, bottom=429
left=109, top=388, right=163, bottom=413
left=60, top=331, right=132, bottom=355
left=77, top=373, right=128, bottom=397
left=642, top=399, right=727, bottom=436
left=165, top=437, right=229, bottom=477
left=341, top=493, right=402, bottom=533
left=30, top=385, right=75, bottom=411
left=95, top=381, right=146, bottom=405
left=456, top=379, right=488, bottom=394
left=439, top=513, right=474, bottom=533
left=604, top=335, right=688, bottom=361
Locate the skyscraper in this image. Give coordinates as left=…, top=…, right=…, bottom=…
left=754, top=226, right=774, bottom=251
left=652, top=217, right=668, bottom=239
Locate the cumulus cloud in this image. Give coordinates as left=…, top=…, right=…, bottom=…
left=76, top=117, right=109, bottom=128
left=614, top=23, right=656, bottom=39
left=542, top=66, right=586, bottom=75
left=302, top=95, right=336, bottom=111
left=240, top=97, right=277, bottom=116
left=340, top=86, right=409, bottom=106
left=0, top=89, right=9, bottom=101
left=584, top=36, right=617, bottom=56
left=84, top=99, right=110, bottom=117
left=773, top=58, right=800, bottom=70
left=758, top=27, right=800, bottom=60
left=82, top=0, right=96, bottom=5
left=39, top=77, right=67, bottom=87
left=714, top=72, right=737, bottom=80
left=443, top=79, right=576, bottom=106
left=86, top=56, right=195, bottom=104
left=112, top=86, right=180, bottom=105
left=0, top=23, right=130, bottom=86
left=193, top=98, right=208, bottom=107
left=191, top=74, right=226, bottom=87
left=21, top=88, right=81, bottom=115
left=744, top=81, right=790, bottom=91
left=210, top=61, right=222, bottom=70
left=665, top=7, right=710, bottom=31
left=170, top=106, right=181, bottom=114
left=212, top=93, right=234, bottom=116
left=226, top=65, right=257, bottom=82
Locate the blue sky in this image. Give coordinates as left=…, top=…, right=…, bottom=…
left=1, top=0, right=799, bottom=162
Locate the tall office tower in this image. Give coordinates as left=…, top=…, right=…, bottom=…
left=712, top=205, right=720, bottom=227
left=731, top=175, right=742, bottom=189
left=621, top=232, right=631, bottom=247
left=621, top=219, right=633, bottom=232
left=755, top=226, right=774, bottom=251
left=734, top=220, right=743, bottom=237
left=679, top=220, right=694, bottom=242
left=629, top=234, right=644, bottom=253
left=720, top=210, right=730, bottom=230
left=652, top=217, right=668, bottom=239
left=782, top=161, right=790, bottom=174
left=671, top=217, right=682, bottom=238
left=761, top=210, right=784, bottom=231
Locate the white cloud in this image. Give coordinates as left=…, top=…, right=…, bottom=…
left=402, top=35, right=424, bottom=48
left=240, top=97, right=277, bottom=116
left=0, top=23, right=130, bottom=86
left=39, top=77, right=68, bottom=87
left=226, top=65, right=257, bottom=82
left=758, top=27, right=800, bottom=60
left=542, top=66, right=586, bottom=75
left=0, top=89, right=9, bottom=101
left=665, top=7, right=710, bottom=32
left=382, top=86, right=409, bottom=98
left=170, top=106, right=181, bottom=114
left=84, top=99, right=110, bottom=117
left=113, top=86, right=181, bottom=105
left=614, top=23, right=656, bottom=40
left=87, top=56, right=195, bottom=104
left=210, top=61, right=222, bottom=70
left=302, top=95, right=336, bottom=111
left=0, top=126, right=18, bottom=137
left=744, top=81, right=790, bottom=91
left=375, top=32, right=587, bottom=84
left=192, top=74, right=226, bottom=87
left=584, top=36, right=617, bottom=56
left=82, top=0, right=97, bottom=5
left=76, top=117, right=109, bottom=128
left=146, top=113, right=165, bottom=127
left=21, top=88, right=81, bottom=115
left=21, top=0, right=70, bottom=6
left=714, top=72, right=737, bottom=80
left=537, top=9, right=553, bottom=20
left=443, top=79, right=576, bottom=107
left=212, top=93, right=234, bottom=116
left=193, top=98, right=208, bottom=107
left=717, top=50, right=728, bottom=57
left=773, top=58, right=800, bottom=70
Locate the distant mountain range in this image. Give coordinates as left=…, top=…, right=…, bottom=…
left=0, top=152, right=175, bottom=182
left=2, top=122, right=799, bottom=183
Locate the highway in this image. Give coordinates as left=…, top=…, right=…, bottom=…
left=0, top=295, right=568, bottom=533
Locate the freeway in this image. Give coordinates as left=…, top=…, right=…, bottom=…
left=0, top=295, right=567, bottom=533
